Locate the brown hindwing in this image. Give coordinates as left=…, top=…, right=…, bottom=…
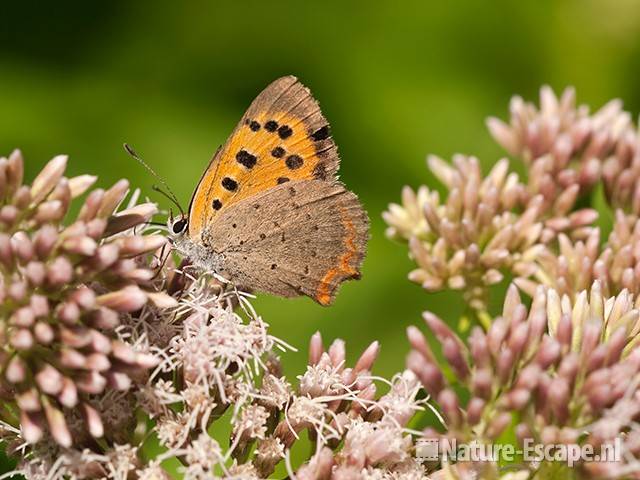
left=202, top=180, right=368, bottom=305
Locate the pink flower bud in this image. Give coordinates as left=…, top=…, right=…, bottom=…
left=354, top=341, right=379, bottom=374
left=0, top=233, right=13, bottom=267
left=35, top=200, right=65, bottom=223
left=117, top=235, right=167, bottom=257
left=85, top=218, right=107, bottom=239
left=10, top=231, right=33, bottom=263
left=106, top=371, right=132, bottom=391
left=30, top=155, right=67, bottom=204
left=58, top=378, right=78, bottom=408
left=327, top=339, right=346, bottom=367
left=406, top=350, right=444, bottom=396
left=70, top=286, right=97, bottom=310
left=87, top=307, right=120, bottom=329
left=57, top=301, right=81, bottom=325
left=61, top=235, right=97, bottom=256
left=97, top=179, right=129, bottom=218
left=438, top=388, right=461, bottom=428
left=20, top=411, right=44, bottom=444
left=25, top=261, right=46, bottom=286
left=6, top=356, right=27, bottom=383
left=78, top=188, right=104, bottom=221
left=11, top=307, right=35, bottom=327
left=406, top=325, right=436, bottom=363
left=486, top=412, right=512, bottom=439
left=548, top=378, right=570, bottom=423
left=34, top=322, right=54, bottom=345
left=148, top=291, right=179, bottom=309
left=466, top=397, right=485, bottom=426
left=44, top=402, right=72, bottom=448
left=59, top=348, right=87, bottom=369
left=97, top=285, right=147, bottom=312
left=36, top=365, right=64, bottom=395
left=10, top=328, right=34, bottom=350
left=89, top=243, right=120, bottom=270
left=86, top=353, right=111, bottom=372
left=75, top=371, right=107, bottom=394
left=68, top=175, right=97, bottom=198
left=81, top=402, right=104, bottom=438
left=309, top=331, right=323, bottom=366
left=443, top=337, right=469, bottom=380
left=472, top=368, right=493, bottom=400
left=30, top=294, right=50, bottom=317
left=33, top=225, right=58, bottom=259
left=14, top=185, right=31, bottom=209
left=8, top=280, right=27, bottom=302
left=47, top=256, right=73, bottom=286
left=16, top=389, right=41, bottom=412
left=0, top=205, right=18, bottom=227
left=6, top=149, right=24, bottom=196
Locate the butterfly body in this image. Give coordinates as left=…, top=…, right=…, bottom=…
left=171, top=231, right=226, bottom=274
left=170, top=76, right=368, bottom=305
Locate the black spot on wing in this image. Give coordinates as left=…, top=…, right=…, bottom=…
left=265, top=120, right=278, bottom=132
left=278, top=125, right=293, bottom=139
left=222, top=177, right=238, bottom=191
left=311, top=125, right=330, bottom=141
left=236, top=150, right=257, bottom=169
left=285, top=155, right=303, bottom=170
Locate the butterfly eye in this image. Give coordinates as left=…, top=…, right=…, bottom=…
left=172, top=218, right=187, bottom=235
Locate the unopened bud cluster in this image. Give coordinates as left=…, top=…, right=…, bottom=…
left=0, top=150, right=170, bottom=449
left=408, top=282, right=640, bottom=478
left=385, top=86, right=640, bottom=314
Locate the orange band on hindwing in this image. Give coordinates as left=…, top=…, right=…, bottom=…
left=316, top=209, right=360, bottom=305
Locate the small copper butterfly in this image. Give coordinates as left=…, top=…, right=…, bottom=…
left=168, top=76, right=369, bottom=305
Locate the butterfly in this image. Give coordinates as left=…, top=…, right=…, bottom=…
left=169, top=75, right=369, bottom=305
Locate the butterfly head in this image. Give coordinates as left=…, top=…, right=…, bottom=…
left=168, top=215, right=188, bottom=237
left=167, top=211, right=228, bottom=275
left=167, top=213, right=200, bottom=263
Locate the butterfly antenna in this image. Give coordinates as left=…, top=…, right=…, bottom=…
left=152, top=185, right=185, bottom=218
left=123, top=143, right=185, bottom=216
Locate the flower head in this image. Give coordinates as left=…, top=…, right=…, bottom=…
left=408, top=281, right=640, bottom=477
left=487, top=86, right=633, bottom=198
left=0, top=150, right=168, bottom=448
left=520, top=210, right=640, bottom=299
left=385, top=155, right=549, bottom=312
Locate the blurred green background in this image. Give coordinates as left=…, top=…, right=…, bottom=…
left=2, top=0, right=640, bottom=385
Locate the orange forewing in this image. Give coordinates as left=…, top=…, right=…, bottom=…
left=188, top=76, right=339, bottom=239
